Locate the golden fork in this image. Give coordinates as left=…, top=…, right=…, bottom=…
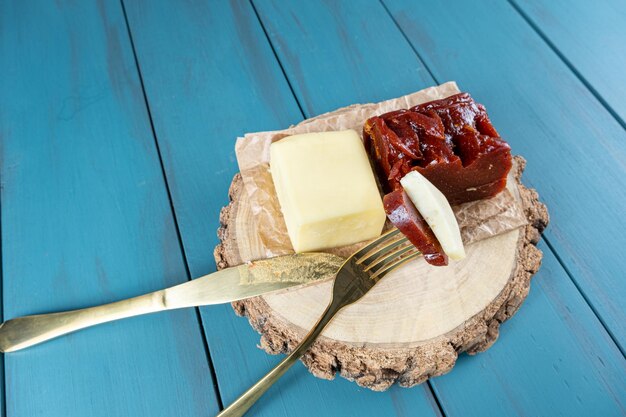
left=218, top=228, right=416, bottom=417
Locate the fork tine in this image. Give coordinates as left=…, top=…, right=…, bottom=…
left=354, top=228, right=401, bottom=261
left=363, top=243, right=414, bottom=272
left=370, top=249, right=421, bottom=279
left=355, top=231, right=409, bottom=265
left=357, top=235, right=408, bottom=265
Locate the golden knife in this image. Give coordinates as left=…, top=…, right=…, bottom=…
left=0, top=252, right=343, bottom=353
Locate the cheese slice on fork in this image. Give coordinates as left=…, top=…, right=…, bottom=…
left=400, top=170, right=466, bottom=260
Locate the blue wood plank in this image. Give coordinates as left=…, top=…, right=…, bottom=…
left=251, top=0, right=433, bottom=108
left=383, top=0, right=626, bottom=352
left=252, top=0, right=626, bottom=414
left=254, top=0, right=435, bottom=115
left=0, top=1, right=218, bottom=416
left=511, top=0, right=626, bottom=127
left=433, top=242, right=626, bottom=417
left=122, top=0, right=443, bottom=415
left=0, top=199, right=4, bottom=416
left=123, top=0, right=302, bottom=275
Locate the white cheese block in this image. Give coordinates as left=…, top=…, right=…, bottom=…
left=400, top=171, right=466, bottom=260
left=270, top=130, right=386, bottom=253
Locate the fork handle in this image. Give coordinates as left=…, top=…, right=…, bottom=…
left=217, top=302, right=339, bottom=417
left=0, top=290, right=167, bottom=352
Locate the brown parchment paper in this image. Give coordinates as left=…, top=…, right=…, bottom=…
left=235, top=82, right=527, bottom=258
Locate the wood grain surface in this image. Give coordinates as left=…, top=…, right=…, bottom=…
left=1, top=0, right=624, bottom=416
left=218, top=160, right=549, bottom=390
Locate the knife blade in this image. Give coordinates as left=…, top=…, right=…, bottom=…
left=165, top=252, right=343, bottom=308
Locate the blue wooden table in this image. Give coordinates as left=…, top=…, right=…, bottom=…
left=1, top=1, right=625, bottom=416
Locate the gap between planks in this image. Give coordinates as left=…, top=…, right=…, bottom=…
left=507, top=0, right=626, bottom=133
left=0, top=187, right=7, bottom=417
left=504, top=0, right=625, bottom=357
left=119, top=0, right=225, bottom=409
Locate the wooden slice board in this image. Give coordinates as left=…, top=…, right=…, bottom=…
left=215, top=157, right=548, bottom=391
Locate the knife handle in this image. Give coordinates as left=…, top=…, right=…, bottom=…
left=0, top=290, right=167, bottom=352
